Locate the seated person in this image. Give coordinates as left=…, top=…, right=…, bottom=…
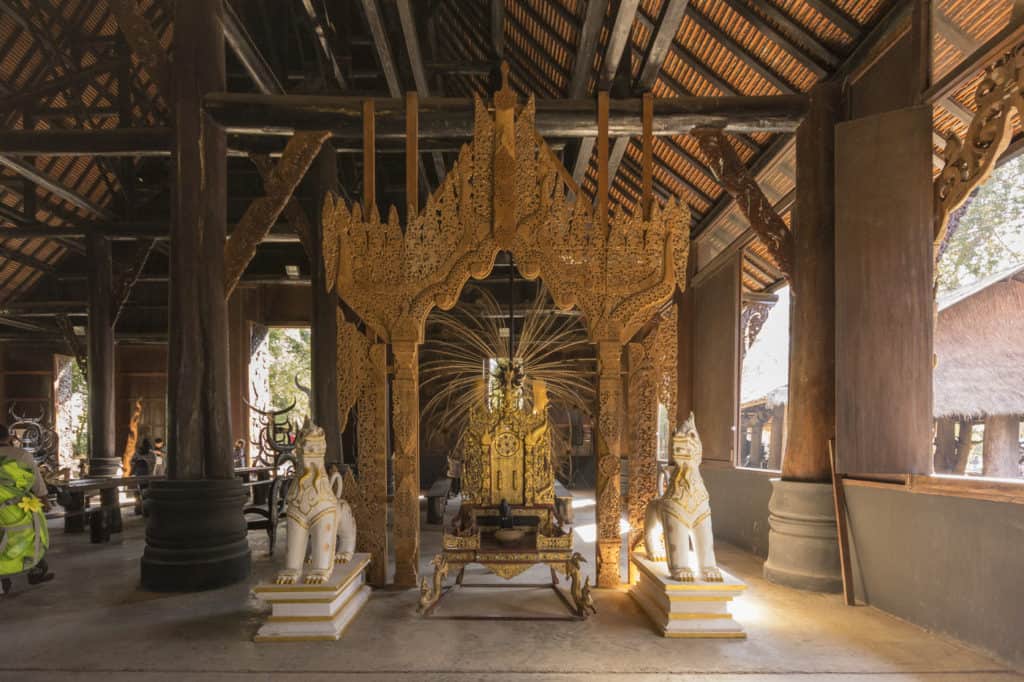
left=130, top=438, right=155, bottom=477
left=152, top=437, right=166, bottom=477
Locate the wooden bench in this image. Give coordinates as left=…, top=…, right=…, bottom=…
left=425, top=477, right=452, bottom=524
left=53, top=476, right=160, bottom=543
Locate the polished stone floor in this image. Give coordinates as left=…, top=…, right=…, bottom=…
left=3, top=495, right=1020, bottom=681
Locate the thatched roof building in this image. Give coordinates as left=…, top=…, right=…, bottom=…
left=934, top=262, right=1024, bottom=419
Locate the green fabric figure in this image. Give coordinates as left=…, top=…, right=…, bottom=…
left=0, top=456, right=49, bottom=576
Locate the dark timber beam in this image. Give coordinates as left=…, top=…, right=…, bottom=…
left=606, top=1, right=690, bottom=193
left=689, top=5, right=795, bottom=94
left=0, top=244, right=56, bottom=275
left=571, top=0, right=639, bottom=186
left=722, top=0, right=829, bottom=78
left=205, top=92, right=808, bottom=137
left=569, top=0, right=609, bottom=99
left=223, top=2, right=284, bottom=95
left=299, top=0, right=347, bottom=90
left=223, top=131, right=330, bottom=296
left=396, top=0, right=447, bottom=182
left=0, top=155, right=115, bottom=219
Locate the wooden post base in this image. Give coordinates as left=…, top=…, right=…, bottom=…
left=630, top=553, right=746, bottom=639
left=253, top=553, right=371, bottom=642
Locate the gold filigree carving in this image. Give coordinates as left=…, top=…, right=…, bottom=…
left=595, top=341, right=623, bottom=587
left=935, top=44, right=1024, bottom=260
left=323, top=67, right=691, bottom=588
left=627, top=309, right=677, bottom=583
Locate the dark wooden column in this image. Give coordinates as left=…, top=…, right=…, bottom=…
left=310, top=147, right=341, bottom=466
left=675, top=255, right=697, bottom=423
left=781, top=80, right=842, bottom=482
left=982, top=415, right=1021, bottom=478
left=141, top=0, right=250, bottom=591
left=764, top=80, right=844, bottom=593
left=86, top=232, right=119, bottom=530
left=933, top=417, right=957, bottom=473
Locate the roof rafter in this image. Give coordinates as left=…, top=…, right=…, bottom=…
left=721, top=0, right=829, bottom=78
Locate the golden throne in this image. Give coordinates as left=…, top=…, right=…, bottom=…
left=417, top=378, right=593, bottom=618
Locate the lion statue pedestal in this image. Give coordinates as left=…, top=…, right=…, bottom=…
left=253, top=420, right=370, bottom=642
left=629, top=414, right=746, bottom=638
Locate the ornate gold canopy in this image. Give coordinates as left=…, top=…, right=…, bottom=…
left=321, top=65, right=691, bottom=346
left=323, top=64, right=691, bottom=589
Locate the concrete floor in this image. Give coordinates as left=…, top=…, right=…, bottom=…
left=2, top=495, right=1020, bottom=682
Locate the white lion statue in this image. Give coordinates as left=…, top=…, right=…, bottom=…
left=643, top=413, right=723, bottom=582
left=275, top=420, right=357, bottom=585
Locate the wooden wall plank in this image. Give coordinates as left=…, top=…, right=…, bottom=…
left=835, top=106, right=933, bottom=475
left=693, top=254, right=739, bottom=462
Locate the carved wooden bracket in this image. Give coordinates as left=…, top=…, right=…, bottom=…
left=223, top=130, right=331, bottom=296
left=934, top=43, right=1024, bottom=262
left=693, top=129, right=794, bottom=280
left=251, top=155, right=317, bottom=263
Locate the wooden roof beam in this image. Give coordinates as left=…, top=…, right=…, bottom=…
left=0, top=244, right=57, bottom=275
left=571, top=0, right=640, bottom=185
left=223, top=2, right=285, bottom=95
left=205, top=92, right=807, bottom=138
left=568, top=0, right=609, bottom=98
left=633, top=11, right=760, bottom=154
left=298, top=0, right=347, bottom=90
left=688, top=5, right=796, bottom=94
left=721, top=0, right=830, bottom=78
left=0, top=155, right=114, bottom=220
left=396, top=0, right=447, bottom=183
left=803, top=0, right=862, bottom=39
left=606, top=0, right=690, bottom=191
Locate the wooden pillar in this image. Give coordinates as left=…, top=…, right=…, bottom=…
left=675, top=257, right=697, bottom=422
left=767, top=403, right=786, bottom=470
left=782, top=80, right=841, bottom=482
left=391, top=339, right=420, bottom=587
left=749, top=419, right=764, bottom=467
left=933, top=416, right=957, bottom=473
left=141, top=0, right=249, bottom=591
left=982, top=415, right=1021, bottom=478
left=86, top=232, right=119, bottom=530
left=310, top=147, right=341, bottom=465
left=596, top=340, right=623, bottom=587
left=953, top=419, right=974, bottom=474
left=86, top=232, right=116, bottom=477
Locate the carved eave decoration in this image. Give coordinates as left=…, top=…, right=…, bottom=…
left=934, top=44, right=1024, bottom=263
left=321, top=65, right=691, bottom=347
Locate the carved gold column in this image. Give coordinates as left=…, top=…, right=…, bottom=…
left=595, top=340, right=623, bottom=587
left=360, top=343, right=390, bottom=586
left=626, top=342, right=656, bottom=584
left=391, top=338, right=420, bottom=587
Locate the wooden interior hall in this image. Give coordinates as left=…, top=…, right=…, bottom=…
left=1, top=0, right=1023, bottom=678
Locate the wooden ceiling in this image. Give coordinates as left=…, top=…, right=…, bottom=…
left=0, top=0, right=1016, bottom=326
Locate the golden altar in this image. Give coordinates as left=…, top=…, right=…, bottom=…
left=417, top=379, right=594, bottom=619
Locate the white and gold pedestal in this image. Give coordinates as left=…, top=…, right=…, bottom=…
left=253, top=553, right=371, bottom=642
left=630, top=554, right=746, bottom=639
